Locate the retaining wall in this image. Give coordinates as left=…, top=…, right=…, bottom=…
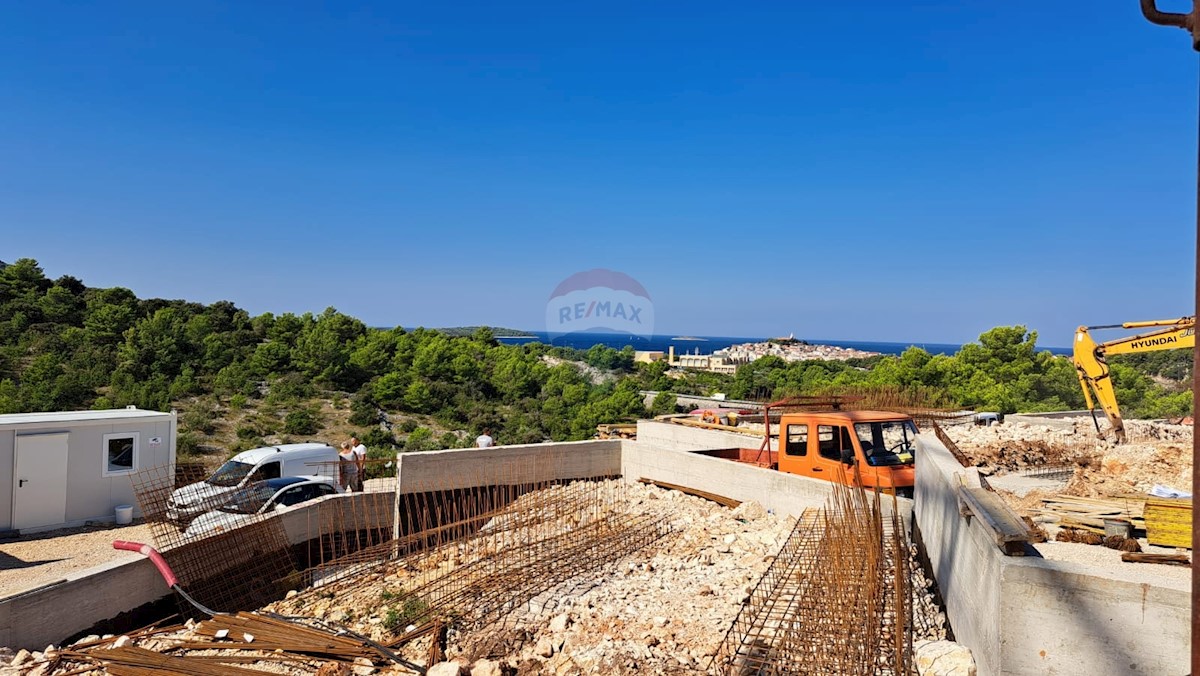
left=915, top=433, right=1189, bottom=675
left=0, top=489, right=397, bottom=651
left=394, top=440, right=621, bottom=493
left=635, top=419, right=774, bottom=452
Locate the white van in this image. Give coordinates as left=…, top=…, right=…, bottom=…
left=167, top=443, right=339, bottom=525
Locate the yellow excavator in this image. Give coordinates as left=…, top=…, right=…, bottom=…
left=1073, top=316, right=1194, bottom=443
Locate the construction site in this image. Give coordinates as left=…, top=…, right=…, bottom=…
left=0, top=398, right=1189, bottom=676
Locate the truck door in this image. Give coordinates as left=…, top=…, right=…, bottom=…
left=814, top=424, right=855, bottom=482
left=777, top=423, right=809, bottom=474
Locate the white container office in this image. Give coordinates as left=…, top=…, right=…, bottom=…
left=0, top=407, right=176, bottom=532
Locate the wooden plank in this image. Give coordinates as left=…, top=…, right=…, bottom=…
left=1120, top=552, right=1191, bottom=566
left=638, top=478, right=742, bottom=509
left=958, top=485, right=1031, bottom=556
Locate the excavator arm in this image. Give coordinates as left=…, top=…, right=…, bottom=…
left=1073, top=317, right=1194, bottom=443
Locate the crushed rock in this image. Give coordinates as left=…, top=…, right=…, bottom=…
left=945, top=418, right=1192, bottom=497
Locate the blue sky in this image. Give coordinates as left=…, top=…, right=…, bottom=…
left=2, top=2, right=1196, bottom=346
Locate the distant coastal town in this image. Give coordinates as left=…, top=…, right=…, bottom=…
left=717, top=338, right=881, bottom=363
left=635, top=337, right=880, bottom=374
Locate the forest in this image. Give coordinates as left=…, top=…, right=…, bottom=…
left=0, top=258, right=1191, bottom=464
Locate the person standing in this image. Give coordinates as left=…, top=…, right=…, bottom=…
left=337, top=442, right=357, bottom=492
left=350, top=435, right=367, bottom=492
left=475, top=428, right=494, bottom=448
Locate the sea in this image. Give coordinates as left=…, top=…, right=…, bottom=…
left=496, top=332, right=1072, bottom=357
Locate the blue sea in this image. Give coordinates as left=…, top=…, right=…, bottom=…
left=496, top=332, right=1071, bottom=357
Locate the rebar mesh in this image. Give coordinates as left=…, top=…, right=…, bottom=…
left=128, top=463, right=297, bottom=615
left=711, top=473, right=912, bottom=675
left=282, top=457, right=670, bottom=665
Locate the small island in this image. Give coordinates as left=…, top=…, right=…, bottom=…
left=437, top=326, right=538, bottom=338
left=671, top=336, right=706, bottom=341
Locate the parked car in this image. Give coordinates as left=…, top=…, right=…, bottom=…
left=185, top=476, right=343, bottom=537
left=168, top=443, right=339, bottom=525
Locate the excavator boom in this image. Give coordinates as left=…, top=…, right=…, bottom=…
left=1073, top=316, right=1194, bottom=443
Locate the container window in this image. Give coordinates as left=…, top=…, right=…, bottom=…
left=103, top=432, right=139, bottom=476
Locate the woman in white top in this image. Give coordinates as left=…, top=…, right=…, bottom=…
left=338, top=441, right=358, bottom=492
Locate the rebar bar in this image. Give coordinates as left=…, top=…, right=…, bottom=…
left=711, top=474, right=912, bottom=675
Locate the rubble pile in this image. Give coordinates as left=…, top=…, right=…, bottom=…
left=946, top=418, right=1192, bottom=496
left=266, top=482, right=947, bottom=674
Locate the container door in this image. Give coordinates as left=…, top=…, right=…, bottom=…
left=13, top=432, right=69, bottom=530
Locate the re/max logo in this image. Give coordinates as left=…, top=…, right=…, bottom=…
left=557, top=301, right=643, bottom=323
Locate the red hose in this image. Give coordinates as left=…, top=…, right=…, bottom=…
left=112, top=540, right=178, bottom=588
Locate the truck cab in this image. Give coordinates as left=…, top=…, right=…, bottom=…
left=775, top=410, right=917, bottom=498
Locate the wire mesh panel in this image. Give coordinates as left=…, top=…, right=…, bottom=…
left=129, top=464, right=302, bottom=615
left=711, top=477, right=913, bottom=675
left=277, top=454, right=670, bottom=669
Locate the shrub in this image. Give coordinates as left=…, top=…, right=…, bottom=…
left=229, top=393, right=248, bottom=410
left=361, top=427, right=396, bottom=449
left=181, top=405, right=218, bottom=435
left=283, top=409, right=320, bottom=435
left=265, top=372, right=312, bottom=403
left=176, top=431, right=202, bottom=459
left=404, top=427, right=436, bottom=451
left=235, top=425, right=261, bottom=440
left=349, top=394, right=377, bottom=426
left=384, top=596, right=430, bottom=632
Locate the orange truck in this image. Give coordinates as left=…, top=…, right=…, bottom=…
left=695, top=407, right=919, bottom=498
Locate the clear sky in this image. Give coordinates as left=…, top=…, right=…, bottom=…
left=2, top=2, right=1197, bottom=346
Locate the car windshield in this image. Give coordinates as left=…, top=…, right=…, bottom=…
left=219, top=482, right=277, bottom=514
left=854, top=420, right=918, bottom=467
left=207, top=460, right=254, bottom=487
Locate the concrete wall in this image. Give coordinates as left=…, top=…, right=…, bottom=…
left=636, top=419, right=774, bottom=452
left=395, top=440, right=621, bottom=493
left=622, top=438, right=832, bottom=518
left=0, top=413, right=175, bottom=531
left=1000, top=559, right=1189, bottom=674
left=915, top=433, right=1190, bottom=676
left=0, top=488, right=393, bottom=650
left=0, top=551, right=169, bottom=652
left=913, top=433, right=1003, bottom=674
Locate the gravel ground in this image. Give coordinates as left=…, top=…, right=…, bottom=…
left=0, top=522, right=155, bottom=598
left=1030, top=541, right=1190, bottom=585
